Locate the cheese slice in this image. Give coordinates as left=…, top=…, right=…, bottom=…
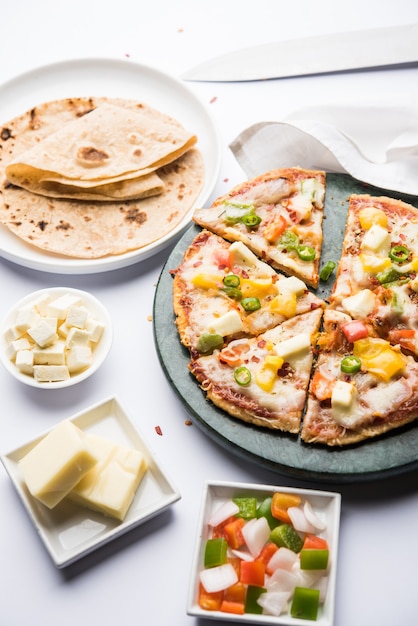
left=68, top=433, right=147, bottom=521
left=19, top=421, right=98, bottom=509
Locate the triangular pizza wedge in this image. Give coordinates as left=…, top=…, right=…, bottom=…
left=329, top=194, right=418, bottom=358
left=301, top=309, right=418, bottom=446
left=193, top=168, right=326, bottom=288
left=189, top=308, right=323, bottom=434
left=172, top=229, right=325, bottom=355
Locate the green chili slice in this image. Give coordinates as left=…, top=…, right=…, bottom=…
left=241, top=297, right=261, bottom=311
left=377, top=267, right=401, bottom=284
left=222, top=286, right=242, bottom=300
left=389, top=244, right=410, bottom=263
left=241, top=213, right=262, bottom=228
left=234, top=366, right=252, bottom=386
left=297, top=245, right=316, bottom=262
left=320, top=260, right=336, bottom=281
left=223, top=274, right=240, bottom=288
left=340, top=355, right=361, bottom=374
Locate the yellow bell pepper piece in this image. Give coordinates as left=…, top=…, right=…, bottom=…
left=411, top=257, right=418, bottom=272
left=359, top=207, right=388, bottom=229
left=269, top=291, right=297, bottom=318
left=240, top=277, right=275, bottom=299
left=255, top=355, right=284, bottom=392
left=359, top=254, right=392, bottom=274
left=353, top=337, right=405, bottom=382
left=191, top=273, right=224, bottom=290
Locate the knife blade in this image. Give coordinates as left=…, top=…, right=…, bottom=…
left=182, top=23, right=418, bottom=82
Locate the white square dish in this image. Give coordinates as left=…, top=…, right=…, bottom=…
left=188, top=481, right=341, bottom=625
left=1, top=396, right=181, bottom=567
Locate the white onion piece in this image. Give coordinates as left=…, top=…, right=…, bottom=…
left=231, top=549, right=254, bottom=562
left=267, top=546, right=298, bottom=573
left=208, top=500, right=240, bottom=527
left=268, top=568, right=298, bottom=593
left=287, top=506, right=316, bottom=534
left=257, top=590, right=291, bottom=617
left=200, top=563, right=238, bottom=593
left=242, top=516, right=271, bottom=558
left=303, top=500, right=327, bottom=532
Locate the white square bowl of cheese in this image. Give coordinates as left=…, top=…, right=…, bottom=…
left=1, top=396, right=181, bottom=567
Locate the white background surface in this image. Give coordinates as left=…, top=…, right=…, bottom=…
left=0, top=1, right=418, bottom=625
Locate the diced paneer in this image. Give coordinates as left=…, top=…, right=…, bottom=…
left=342, top=289, right=376, bottom=319
left=14, top=306, right=39, bottom=333
left=65, top=305, right=89, bottom=329
left=331, top=380, right=356, bottom=409
left=276, top=334, right=310, bottom=359
left=208, top=311, right=244, bottom=337
left=6, top=337, right=32, bottom=361
left=15, top=349, right=34, bottom=374
left=47, top=294, right=82, bottom=320
left=27, top=320, right=58, bottom=348
left=33, top=365, right=70, bottom=382
left=360, top=224, right=390, bottom=253
left=66, top=327, right=91, bottom=348
left=33, top=340, right=66, bottom=366
left=85, top=317, right=105, bottom=343
left=66, top=345, right=92, bottom=373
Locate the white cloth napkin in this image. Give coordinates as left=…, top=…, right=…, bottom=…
left=230, top=105, right=418, bottom=196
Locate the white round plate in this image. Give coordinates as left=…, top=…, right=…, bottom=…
left=0, top=58, right=222, bottom=274
left=0, top=287, right=113, bottom=389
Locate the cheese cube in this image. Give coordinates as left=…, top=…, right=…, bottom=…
left=14, top=306, right=39, bottom=333
left=360, top=224, right=390, bottom=253
left=66, top=327, right=91, bottom=348
left=33, top=365, right=70, bottom=382
left=276, top=334, right=310, bottom=359
left=6, top=337, right=32, bottom=361
left=229, top=241, right=260, bottom=268
left=15, top=349, right=34, bottom=374
left=33, top=340, right=66, bottom=365
left=331, top=380, right=356, bottom=409
left=85, top=317, right=105, bottom=343
left=278, top=276, right=307, bottom=296
left=19, top=421, right=98, bottom=509
left=342, top=289, right=376, bottom=319
left=69, top=434, right=147, bottom=521
left=208, top=310, right=244, bottom=337
left=65, top=305, right=89, bottom=329
left=27, top=319, right=58, bottom=348
left=66, top=345, right=92, bottom=373
left=47, top=294, right=82, bottom=320
left=4, top=325, right=22, bottom=343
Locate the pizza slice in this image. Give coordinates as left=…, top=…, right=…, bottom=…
left=329, top=194, right=418, bottom=357
left=301, top=309, right=418, bottom=446
left=193, top=168, right=326, bottom=288
left=172, top=229, right=325, bottom=356
left=189, top=308, right=323, bottom=434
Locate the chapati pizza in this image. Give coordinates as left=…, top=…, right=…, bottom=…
left=172, top=169, right=418, bottom=446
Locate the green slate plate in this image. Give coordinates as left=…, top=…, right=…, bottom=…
left=153, top=174, right=418, bottom=483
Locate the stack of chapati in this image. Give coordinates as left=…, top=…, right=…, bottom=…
left=0, top=97, right=204, bottom=258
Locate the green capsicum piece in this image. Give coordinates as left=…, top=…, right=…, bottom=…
left=290, top=587, right=320, bottom=620
left=245, top=586, right=267, bottom=614
left=204, top=537, right=228, bottom=568
left=233, top=496, right=258, bottom=519
left=300, top=548, right=329, bottom=570
left=270, top=523, right=304, bottom=553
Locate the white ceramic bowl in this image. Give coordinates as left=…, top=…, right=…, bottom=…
left=188, top=480, right=341, bottom=625
left=0, top=287, right=113, bottom=389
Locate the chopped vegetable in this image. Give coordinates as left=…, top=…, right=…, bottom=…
left=387, top=328, right=416, bottom=353
left=353, top=337, right=406, bottom=381
left=197, top=333, right=224, bottom=354
left=358, top=206, right=388, bottom=229
left=300, top=548, right=329, bottom=570
left=245, top=585, right=267, bottom=614
left=223, top=274, right=240, bottom=288
left=270, top=523, right=304, bottom=553
left=198, top=583, right=223, bottom=611
left=242, top=213, right=262, bottom=228
left=256, top=497, right=280, bottom=530
left=241, top=297, right=261, bottom=311
left=340, top=355, right=361, bottom=374
left=223, top=202, right=255, bottom=224
left=263, top=215, right=287, bottom=243
left=241, top=517, right=270, bottom=557
left=204, top=537, right=228, bottom=568
left=290, top=586, right=320, bottom=620
left=233, top=496, right=258, bottom=519
left=240, top=559, right=265, bottom=586
left=209, top=500, right=240, bottom=527
left=223, top=517, right=246, bottom=549
left=341, top=320, right=368, bottom=343
left=200, top=562, right=238, bottom=593
left=278, top=230, right=299, bottom=250
left=319, top=260, right=336, bottom=281
left=297, top=245, right=316, bottom=262
left=389, top=244, right=410, bottom=263
left=376, top=267, right=401, bottom=284
left=303, top=534, right=329, bottom=550
left=221, top=286, right=242, bottom=300
left=233, top=366, right=252, bottom=386
left=271, top=491, right=301, bottom=524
